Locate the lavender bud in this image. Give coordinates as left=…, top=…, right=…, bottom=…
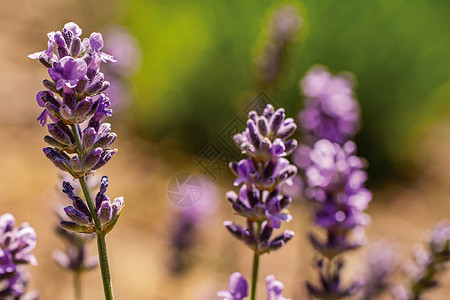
left=82, top=127, right=97, bottom=150
left=47, top=124, right=72, bottom=145
left=60, top=221, right=94, bottom=234
left=92, top=149, right=117, bottom=170
left=38, top=53, right=55, bottom=68
left=69, top=156, right=82, bottom=173
left=74, top=78, right=88, bottom=95
left=70, top=37, right=81, bottom=57
left=98, top=201, right=112, bottom=224
left=45, top=102, right=62, bottom=119
left=224, top=221, right=246, bottom=242
left=83, top=148, right=103, bottom=171
left=57, top=45, right=69, bottom=58
left=84, top=81, right=103, bottom=96
left=258, top=117, right=269, bottom=136
left=110, top=197, right=124, bottom=220
left=64, top=207, right=90, bottom=225
left=93, top=133, right=117, bottom=149
left=75, top=98, right=94, bottom=119
left=269, top=108, right=285, bottom=136
left=269, top=230, right=294, bottom=251
left=59, top=104, right=73, bottom=121
left=43, top=79, right=61, bottom=95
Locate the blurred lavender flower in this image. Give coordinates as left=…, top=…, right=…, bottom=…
left=218, top=273, right=292, bottom=300
left=306, top=257, right=362, bottom=299
left=296, top=67, right=370, bottom=299
left=393, top=220, right=450, bottom=300
left=254, top=3, right=303, bottom=89
left=0, top=213, right=38, bottom=299
left=101, top=25, right=141, bottom=110
left=298, top=65, right=360, bottom=145
left=357, top=240, right=399, bottom=299
left=53, top=210, right=98, bottom=273
left=266, top=274, right=291, bottom=300
left=169, top=176, right=218, bottom=274
left=302, top=139, right=372, bottom=257
left=218, top=272, right=249, bottom=300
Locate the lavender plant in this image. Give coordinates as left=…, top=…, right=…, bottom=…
left=296, top=66, right=371, bottom=299
left=218, top=272, right=291, bottom=300
left=29, top=22, right=123, bottom=299
left=0, top=213, right=38, bottom=299
left=221, top=104, right=297, bottom=299
left=254, top=3, right=303, bottom=89
left=393, top=220, right=450, bottom=300
left=357, top=240, right=399, bottom=299
left=53, top=209, right=98, bottom=300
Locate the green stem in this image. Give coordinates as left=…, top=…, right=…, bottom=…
left=74, top=272, right=82, bottom=300
left=250, top=251, right=260, bottom=300
left=250, top=221, right=262, bottom=300
left=71, top=124, right=115, bottom=300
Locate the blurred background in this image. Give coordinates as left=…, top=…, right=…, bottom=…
left=1, top=0, right=449, bottom=299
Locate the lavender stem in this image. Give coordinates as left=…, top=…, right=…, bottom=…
left=72, top=124, right=115, bottom=300
left=75, top=272, right=82, bottom=300
left=250, top=252, right=260, bottom=300
left=250, top=221, right=262, bottom=300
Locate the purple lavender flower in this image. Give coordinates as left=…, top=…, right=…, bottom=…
left=60, top=176, right=124, bottom=234
left=0, top=214, right=38, bottom=298
left=48, top=57, right=88, bottom=93
left=254, top=4, right=303, bottom=88
left=31, top=21, right=119, bottom=299
left=217, top=272, right=249, bottom=300
left=224, top=105, right=297, bottom=255
left=224, top=104, right=297, bottom=300
left=301, top=139, right=371, bottom=257
left=101, top=25, right=141, bottom=110
left=296, top=66, right=371, bottom=300
left=266, top=275, right=291, bottom=300
left=169, top=176, right=218, bottom=274
left=357, top=240, right=399, bottom=299
left=394, top=220, right=450, bottom=300
left=306, top=257, right=362, bottom=299
left=298, top=65, right=360, bottom=145
left=53, top=209, right=98, bottom=274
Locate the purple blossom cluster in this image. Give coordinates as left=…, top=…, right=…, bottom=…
left=53, top=212, right=98, bottom=274
left=29, top=22, right=124, bottom=235
left=224, top=104, right=297, bottom=255
left=221, top=104, right=297, bottom=299
left=301, top=139, right=372, bottom=257
left=254, top=4, right=303, bottom=88
left=393, top=220, right=450, bottom=300
left=298, top=65, right=360, bottom=145
left=61, top=176, right=124, bottom=234
left=357, top=240, right=399, bottom=299
left=0, top=213, right=38, bottom=299
left=218, top=272, right=290, bottom=300
left=296, top=66, right=371, bottom=299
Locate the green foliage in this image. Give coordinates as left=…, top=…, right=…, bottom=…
left=122, top=0, right=450, bottom=180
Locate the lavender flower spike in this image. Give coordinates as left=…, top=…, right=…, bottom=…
left=298, top=65, right=360, bottom=145
left=217, top=272, right=249, bottom=300
left=0, top=213, right=38, bottom=299
left=224, top=104, right=297, bottom=300
left=393, top=220, right=450, bottom=300
left=30, top=22, right=120, bottom=299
